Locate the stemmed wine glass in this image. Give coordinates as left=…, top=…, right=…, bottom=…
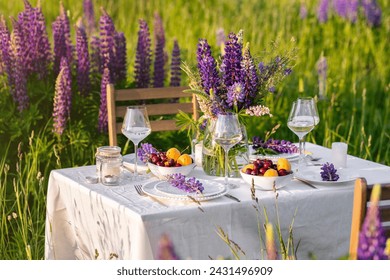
left=287, top=100, right=315, bottom=172
left=298, top=97, right=320, bottom=161
left=122, top=105, right=151, bottom=181
left=212, top=113, right=243, bottom=189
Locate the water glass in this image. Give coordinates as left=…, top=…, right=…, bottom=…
left=331, top=142, right=348, bottom=169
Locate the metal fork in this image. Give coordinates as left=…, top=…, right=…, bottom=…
left=134, top=184, right=168, bottom=207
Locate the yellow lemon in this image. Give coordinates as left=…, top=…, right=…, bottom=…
left=166, top=148, right=181, bottom=161
left=177, top=154, right=193, bottom=166
left=277, top=158, right=291, bottom=172
left=242, top=164, right=255, bottom=172
left=264, top=169, right=279, bottom=177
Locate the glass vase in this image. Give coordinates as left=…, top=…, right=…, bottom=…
left=201, top=118, right=249, bottom=178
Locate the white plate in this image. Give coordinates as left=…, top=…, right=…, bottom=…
left=154, top=180, right=225, bottom=198
left=123, top=154, right=148, bottom=172
left=142, top=180, right=228, bottom=201
left=295, top=166, right=359, bottom=185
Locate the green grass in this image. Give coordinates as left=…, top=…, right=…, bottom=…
left=0, top=0, right=389, bottom=259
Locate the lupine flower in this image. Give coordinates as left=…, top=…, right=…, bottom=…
left=196, top=38, right=225, bottom=117
left=216, top=27, right=226, bottom=55
left=134, top=19, right=152, bottom=88
left=0, top=16, right=13, bottom=89
left=317, top=54, right=327, bottom=98
left=153, top=13, right=165, bottom=88
left=357, top=184, right=389, bottom=260
left=185, top=31, right=296, bottom=119
left=226, top=82, right=245, bottom=108
left=169, top=39, right=181, bottom=87
left=53, top=57, right=72, bottom=135
left=361, top=0, right=382, bottom=27
left=221, top=32, right=243, bottom=89
left=240, top=43, right=258, bottom=109
left=98, top=67, right=111, bottom=133
left=0, top=50, right=3, bottom=74
left=137, top=143, right=158, bottom=163
left=320, top=162, right=339, bottom=181
left=99, top=8, right=116, bottom=81
left=333, top=0, right=347, bottom=18
left=257, top=56, right=289, bottom=94
left=300, top=3, right=308, bottom=19
left=252, top=138, right=298, bottom=154
left=83, top=0, right=96, bottom=36
left=157, top=234, right=179, bottom=260
left=53, top=2, right=74, bottom=75
left=216, top=28, right=226, bottom=48
left=196, top=39, right=220, bottom=95
left=333, top=0, right=359, bottom=23
left=245, top=105, right=273, bottom=118
left=167, top=173, right=204, bottom=193
left=76, top=20, right=91, bottom=96
left=10, top=17, right=29, bottom=112
left=18, top=0, right=51, bottom=79
left=317, top=0, right=329, bottom=23
left=113, top=31, right=127, bottom=84
left=90, top=35, right=101, bottom=76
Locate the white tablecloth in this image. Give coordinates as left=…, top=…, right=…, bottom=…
left=45, top=143, right=390, bottom=260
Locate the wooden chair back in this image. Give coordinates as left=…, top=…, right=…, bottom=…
left=349, top=178, right=390, bottom=259
left=106, top=84, right=199, bottom=146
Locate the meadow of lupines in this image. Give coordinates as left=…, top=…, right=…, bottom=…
left=0, top=0, right=389, bottom=259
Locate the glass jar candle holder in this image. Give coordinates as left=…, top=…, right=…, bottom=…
left=96, top=146, right=123, bottom=186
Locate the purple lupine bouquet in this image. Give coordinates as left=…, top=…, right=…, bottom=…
left=177, top=31, right=297, bottom=178
left=182, top=30, right=297, bottom=122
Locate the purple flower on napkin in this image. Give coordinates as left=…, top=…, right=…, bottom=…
left=320, top=162, right=339, bottom=181
left=167, top=173, right=204, bottom=193
left=252, top=138, right=298, bottom=154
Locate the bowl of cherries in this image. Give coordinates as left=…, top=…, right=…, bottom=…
left=240, top=158, right=293, bottom=190
left=147, top=148, right=196, bottom=179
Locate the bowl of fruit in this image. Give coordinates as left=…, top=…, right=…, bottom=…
left=147, top=148, right=196, bottom=179
left=240, top=158, right=293, bottom=190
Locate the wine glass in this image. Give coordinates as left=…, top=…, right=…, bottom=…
left=212, top=113, right=243, bottom=189
left=297, top=97, right=320, bottom=161
left=122, top=105, right=151, bottom=181
left=287, top=101, right=315, bottom=172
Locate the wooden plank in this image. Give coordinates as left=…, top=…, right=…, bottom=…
left=107, top=84, right=118, bottom=146
left=116, top=103, right=193, bottom=118
left=349, top=178, right=367, bottom=260
left=116, top=119, right=179, bottom=133
left=116, top=86, right=191, bottom=101
left=367, top=184, right=390, bottom=200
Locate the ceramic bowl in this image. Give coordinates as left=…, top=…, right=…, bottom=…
left=147, top=162, right=196, bottom=179
left=240, top=170, right=293, bottom=191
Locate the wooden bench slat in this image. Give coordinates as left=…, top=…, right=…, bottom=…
left=116, top=103, right=194, bottom=118
left=116, top=120, right=179, bottom=133
left=116, top=86, right=191, bottom=101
